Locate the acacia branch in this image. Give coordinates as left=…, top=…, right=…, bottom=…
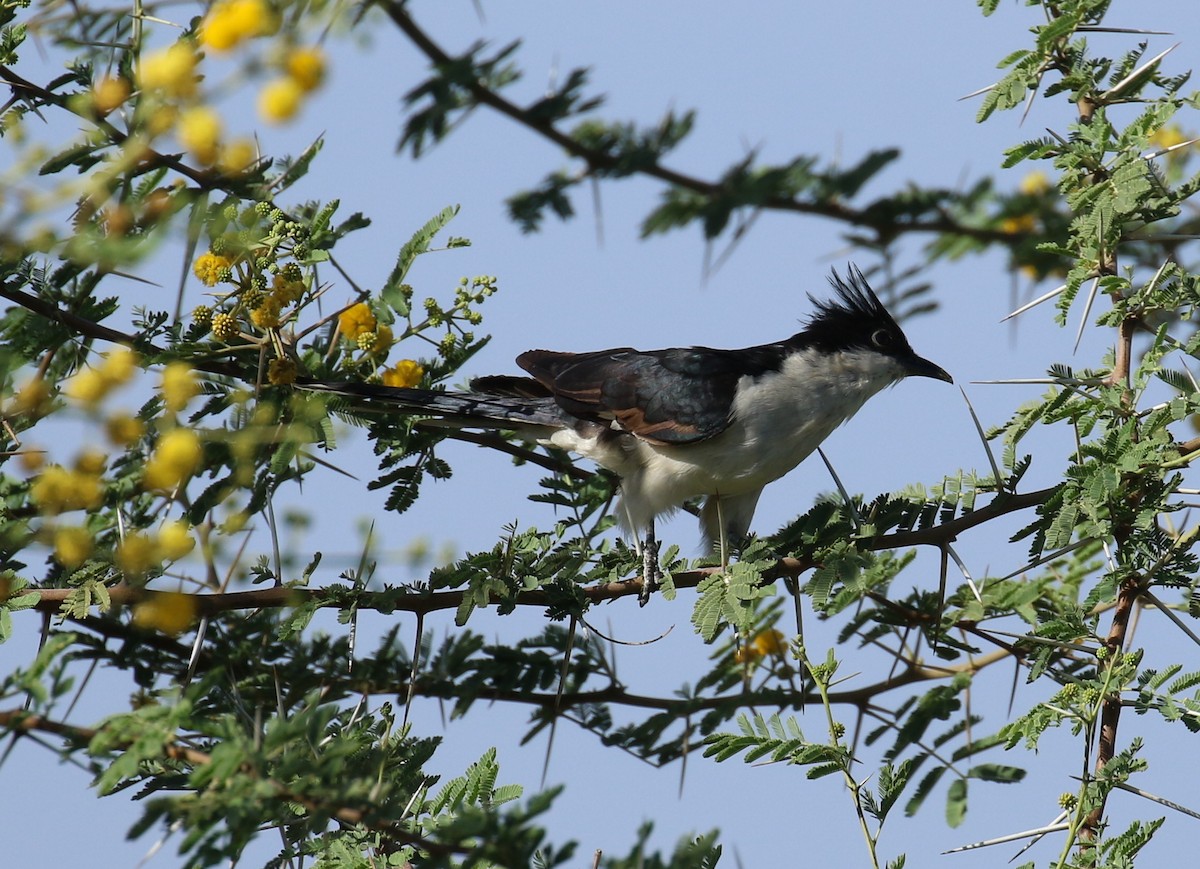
left=380, top=1, right=1024, bottom=246
left=21, top=484, right=1059, bottom=619
left=0, top=707, right=465, bottom=857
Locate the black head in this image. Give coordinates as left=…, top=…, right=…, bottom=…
left=795, top=266, right=952, bottom=383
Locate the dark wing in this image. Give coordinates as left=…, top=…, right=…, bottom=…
left=517, top=344, right=787, bottom=445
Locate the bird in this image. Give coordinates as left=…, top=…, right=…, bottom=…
left=303, top=266, right=952, bottom=599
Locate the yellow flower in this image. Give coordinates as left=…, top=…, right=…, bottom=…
left=74, top=448, right=108, bottom=476
left=201, top=0, right=276, bottom=52
left=258, top=77, right=303, bottom=124
left=158, top=520, right=196, bottom=560
left=64, top=367, right=107, bottom=407
left=105, top=412, right=146, bottom=447
left=193, top=251, right=232, bottom=286
left=1000, top=213, right=1037, bottom=235
left=116, top=533, right=160, bottom=576
left=138, top=42, right=199, bottom=98
left=30, top=465, right=103, bottom=514
left=338, top=302, right=377, bottom=340
left=382, top=359, right=424, bottom=388
left=218, top=138, right=257, bottom=174
left=734, top=644, right=763, bottom=665
left=161, top=362, right=200, bottom=412
left=133, top=591, right=198, bottom=636
left=99, top=347, right=139, bottom=386
left=362, top=324, right=393, bottom=355
left=11, top=378, right=51, bottom=416
left=144, top=104, right=179, bottom=137
left=285, top=46, right=326, bottom=92
left=249, top=295, right=283, bottom=330
left=93, top=76, right=131, bottom=114
left=751, top=629, right=788, bottom=659
left=18, top=448, right=45, bottom=473
left=178, top=106, right=223, bottom=165
left=1018, top=170, right=1051, bottom=196
left=54, top=526, right=94, bottom=569
left=267, top=356, right=298, bottom=385
left=1149, top=125, right=1187, bottom=152
left=271, top=272, right=304, bottom=303
left=143, top=428, right=203, bottom=491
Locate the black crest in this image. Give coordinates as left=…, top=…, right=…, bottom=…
left=793, top=266, right=910, bottom=355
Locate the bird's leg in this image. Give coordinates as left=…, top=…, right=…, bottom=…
left=715, top=495, right=729, bottom=571
left=639, top=518, right=661, bottom=607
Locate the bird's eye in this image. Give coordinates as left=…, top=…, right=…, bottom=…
left=870, top=329, right=894, bottom=349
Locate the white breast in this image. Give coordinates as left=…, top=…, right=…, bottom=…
left=550, top=347, right=907, bottom=534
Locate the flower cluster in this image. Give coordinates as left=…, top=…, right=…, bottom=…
left=134, top=37, right=257, bottom=174
left=190, top=202, right=313, bottom=359
left=144, top=428, right=204, bottom=491
left=199, top=0, right=278, bottom=52
left=64, top=348, right=139, bottom=408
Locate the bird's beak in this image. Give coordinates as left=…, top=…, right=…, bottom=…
left=905, top=353, right=953, bottom=384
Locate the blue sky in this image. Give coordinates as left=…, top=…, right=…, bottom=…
left=4, top=1, right=1200, bottom=866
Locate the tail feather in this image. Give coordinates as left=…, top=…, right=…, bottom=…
left=298, top=380, right=571, bottom=431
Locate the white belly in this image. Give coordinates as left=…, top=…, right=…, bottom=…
left=550, top=348, right=906, bottom=533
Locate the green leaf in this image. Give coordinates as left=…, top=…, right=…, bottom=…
left=382, top=205, right=461, bottom=311
left=945, top=777, right=968, bottom=827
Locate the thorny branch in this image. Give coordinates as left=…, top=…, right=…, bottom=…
left=0, top=708, right=465, bottom=857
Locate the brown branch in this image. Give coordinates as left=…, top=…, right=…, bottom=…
left=21, top=485, right=1059, bottom=618
left=0, top=281, right=247, bottom=380
left=0, top=63, right=236, bottom=192
left=382, top=646, right=1013, bottom=716
left=1079, top=578, right=1139, bottom=842
left=380, top=1, right=1025, bottom=247
left=0, top=706, right=464, bottom=856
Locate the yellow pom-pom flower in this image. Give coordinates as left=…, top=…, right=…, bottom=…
left=134, top=590, right=198, bottom=636
left=338, top=302, right=377, bottom=341
left=285, top=46, right=326, bottom=92
left=218, top=138, right=257, bottom=174
left=105, top=412, right=146, bottom=447
left=161, top=362, right=200, bottom=412
left=249, top=296, right=283, bottom=330
left=93, top=76, right=131, bottom=114
left=193, top=251, right=232, bottom=286
left=1018, top=170, right=1051, bottom=196
left=1149, top=125, right=1187, bottom=152
left=751, top=628, right=788, bottom=659
left=64, top=367, right=107, bottom=407
left=31, top=465, right=103, bottom=514
left=382, top=359, right=424, bottom=388
left=267, top=356, right=298, bottom=385
left=158, top=520, right=196, bottom=561
left=11, top=378, right=51, bottom=416
left=366, top=324, right=394, bottom=355
left=201, top=0, right=276, bottom=52
left=178, top=106, right=223, bottom=165
left=271, top=272, right=304, bottom=304
left=99, top=347, right=139, bottom=386
left=54, top=526, right=94, bottom=569
left=116, top=532, right=160, bottom=577
left=143, top=428, right=203, bottom=491
left=258, top=77, right=303, bottom=124
left=74, top=448, right=108, bottom=476
left=138, top=42, right=199, bottom=98
left=1000, top=213, right=1037, bottom=235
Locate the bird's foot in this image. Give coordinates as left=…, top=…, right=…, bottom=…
left=638, top=532, right=662, bottom=607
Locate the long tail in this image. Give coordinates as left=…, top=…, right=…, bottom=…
left=298, top=380, right=572, bottom=432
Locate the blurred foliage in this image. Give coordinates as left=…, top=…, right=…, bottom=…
left=2, top=0, right=1200, bottom=867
